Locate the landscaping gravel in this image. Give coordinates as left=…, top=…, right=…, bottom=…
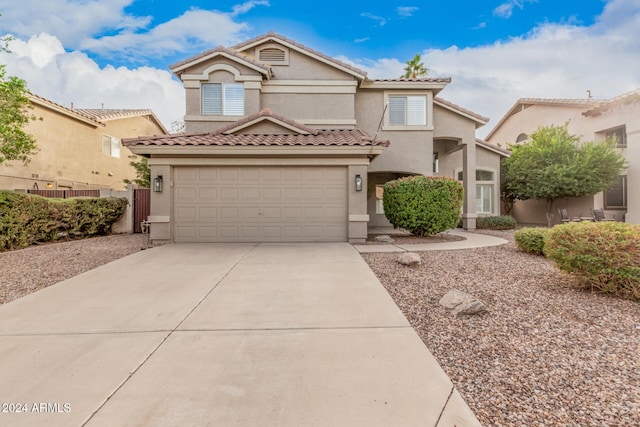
left=0, top=234, right=149, bottom=304
left=1, top=231, right=638, bottom=426
left=363, top=230, right=640, bottom=427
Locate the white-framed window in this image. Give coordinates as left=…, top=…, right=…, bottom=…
left=388, top=95, right=426, bottom=126
left=102, top=135, right=120, bottom=158
left=384, top=91, right=432, bottom=130
left=457, top=169, right=495, bottom=215
left=376, top=185, right=385, bottom=214
left=202, top=82, right=244, bottom=116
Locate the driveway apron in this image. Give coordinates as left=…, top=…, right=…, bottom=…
left=0, top=243, right=481, bottom=427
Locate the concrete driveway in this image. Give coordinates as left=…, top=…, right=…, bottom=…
left=0, top=243, right=481, bottom=426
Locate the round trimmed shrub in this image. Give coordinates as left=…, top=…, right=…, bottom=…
left=383, top=176, right=463, bottom=236
left=514, top=227, right=549, bottom=255
left=545, top=222, right=640, bottom=300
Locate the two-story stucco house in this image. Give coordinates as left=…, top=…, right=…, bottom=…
left=486, top=89, right=639, bottom=225
left=124, top=32, right=508, bottom=244
left=0, top=93, right=168, bottom=191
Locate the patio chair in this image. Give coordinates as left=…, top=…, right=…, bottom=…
left=591, top=208, right=615, bottom=222
left=558, top=208, right=580, bottom=223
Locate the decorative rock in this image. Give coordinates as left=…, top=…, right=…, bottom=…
left=398, top=252, right=421, bottom=266
left=439, top=289, right=488, bottom=316
left=375, top=234, right=395, bottom=243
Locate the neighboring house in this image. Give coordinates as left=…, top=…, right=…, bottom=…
left=124, top=32, right=507, bottom=244
left=0, top=93, right=168, bottom=191
left=485, top=89, right=640, bottom=225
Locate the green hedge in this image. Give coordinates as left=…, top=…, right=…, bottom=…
left=545, top=222, right=640, bottom=300
left=0, top=190, right=127, bottom=251
left=477, top=215, right=516, bottom=230
left=514, top=227, right=549, bottom=256
left=383, top=176, right=463, bottom=236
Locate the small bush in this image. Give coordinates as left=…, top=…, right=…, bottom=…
left=477, top=215, right=516, bottom=230
left=0, top=190, right=127, bottom=251
left=383, top=176, right=463, bottom=236
left=514, top=227, right=549, bottom=255
left=545, top=222, right=640, bottom=300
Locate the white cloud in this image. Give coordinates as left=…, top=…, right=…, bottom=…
left=397, top=7, right=419, bottom=17
left=493, top=0, right=536, bottom=19
left=360, top=12, right=387, bottom=26
left=0, top=0, right=268, bottom=63
left=80, top=8, right=250, bottom=62
left=0, top=0, right=147, bottom=47
left=348, top=0, right=640, bottom=138
left=2, top=34, right=184, bottom=130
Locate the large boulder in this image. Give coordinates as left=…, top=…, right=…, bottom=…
left=439, top=289, right=488, bottom=316
left=398, top=252, right=421, bottom=266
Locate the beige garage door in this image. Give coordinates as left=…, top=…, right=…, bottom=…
left=173, top=166, right=348, bottom=242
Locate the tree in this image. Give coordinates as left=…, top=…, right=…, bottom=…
left=503, top=123, right=627, bottom=226
left=0, top=34, right=39, bottom=165
left=123, top=156, right=150, bottom=188
left=402, top=53, right=428, bottom=78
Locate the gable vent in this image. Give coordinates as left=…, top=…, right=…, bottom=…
left=259, top=48, right=286, bottom=63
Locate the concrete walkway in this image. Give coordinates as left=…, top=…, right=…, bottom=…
left=355, top=229, right=508, bottom=253
left=0, top=242, right=481, bottom=426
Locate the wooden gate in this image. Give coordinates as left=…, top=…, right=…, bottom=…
left=133, top=188, right=151, bottom=233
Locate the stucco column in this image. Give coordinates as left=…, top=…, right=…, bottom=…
left=348, top=164, right=369, bottom=243
left=625, top=129, right=640, bottom=224
left=461, top=141, right=477, bottom=230
left=148, top=163, right=172, bottom=243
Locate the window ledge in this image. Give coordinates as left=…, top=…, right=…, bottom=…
left=382, top=125, right=434, bottom=131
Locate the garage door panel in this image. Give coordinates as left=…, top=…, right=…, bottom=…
left=174, top=166, right=347, bottom=242
left=198, top=207, right=217, bottom=219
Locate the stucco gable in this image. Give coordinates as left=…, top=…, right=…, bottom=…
left=169, top=45, right=272, bottom=78
left=231, top=31, right=367, bottom=81
left=215, top=108, right=320, bottom=135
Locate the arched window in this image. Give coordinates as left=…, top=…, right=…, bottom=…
left=516, top=133, right=528, bottom=144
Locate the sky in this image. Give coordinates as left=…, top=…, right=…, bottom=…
left=0, top=0, right=639, bottom=138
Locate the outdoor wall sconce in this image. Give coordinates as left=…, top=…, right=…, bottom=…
left=153, top=175, right=163, bottom=192
left=355, top=174, right=363, bottom=192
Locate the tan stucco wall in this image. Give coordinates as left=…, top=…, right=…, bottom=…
left=0, top=105, right=165, bottom=191
left=487, top=100, right=640, bottom=224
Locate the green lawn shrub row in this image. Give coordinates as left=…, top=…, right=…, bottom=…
left=514, top=227, right=549, bottom=255
left=383, top=176, right=463, bottom=236
left=545, top=222, right=640, bottom=300
left=477, top=215, right=517, bottom=230
left=0, top=190, right=127, bottom=251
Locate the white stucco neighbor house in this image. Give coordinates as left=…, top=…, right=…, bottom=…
left=486, top=89, right=639, bottom=226
left=124, top=32, right=508, bottom=243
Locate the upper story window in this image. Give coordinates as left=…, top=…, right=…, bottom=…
left=388, top=96, right=426, bottom=126
left=202, top=83, right=244, bottom=116
left=384, top=91, right=433, bottom=130
left=102, top=135, right=120, bottom=158
left=605, top=126, right=627, bottom=147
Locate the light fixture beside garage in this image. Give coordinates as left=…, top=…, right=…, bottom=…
left=355, top=174, right=363, bottom=191
left=153, top=175, right=163, bottom=192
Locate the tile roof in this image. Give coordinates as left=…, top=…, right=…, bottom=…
left=28, top=93, right=103, bottom=125
left=230, top=31, right=368, bottom=78
left=517, top=97, right=605, bottom=107
left=373, top=77, right=452, bottom=84
left=476, top=138, right=511, bottom=157
left=74, top=108, right=156, bottom=122
left=434, top=96, right=489, bottom=123
left=583, top=88, right=640, bottom=116
left=123, top=128, right=389, bottom=148
left=169, top=45, right=271, bottom=75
